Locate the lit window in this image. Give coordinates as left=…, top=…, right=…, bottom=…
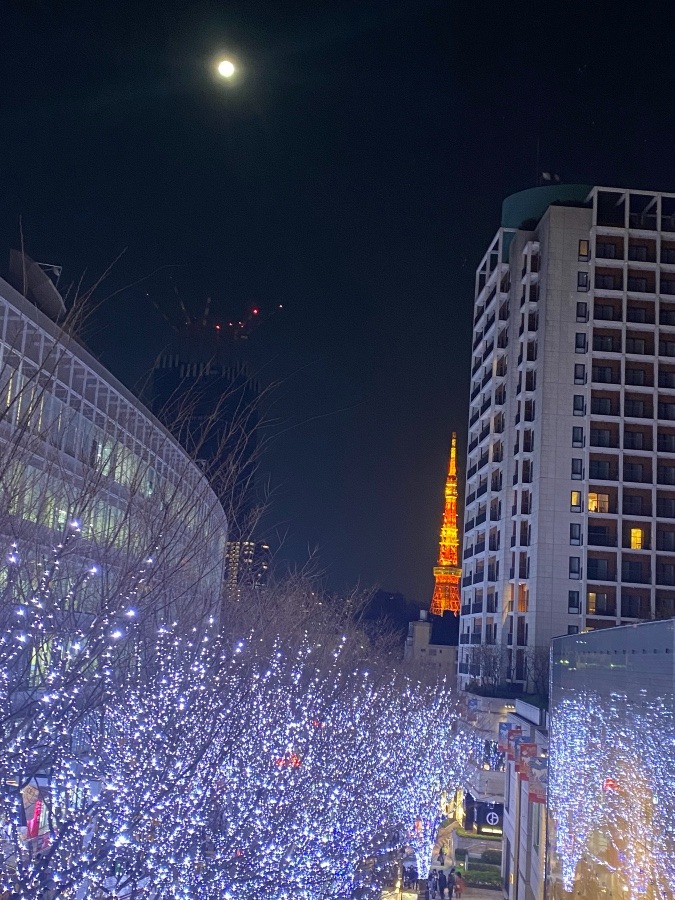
left=587, top=591, right=597, bottom=615
left=588, top=492, right=609, bottom=513
left=630, top=527, right=644, bottom=550
left=578, top=240, right=590, bottom=261
left=570, top=491, right=582, bottom=512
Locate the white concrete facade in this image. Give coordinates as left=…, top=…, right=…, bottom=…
left=459, top=186, right=675, bottom=688
left=404, top=612, right=458, bottom=684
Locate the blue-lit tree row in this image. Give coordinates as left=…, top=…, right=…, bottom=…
left=1, top=538, right=468, bottom=899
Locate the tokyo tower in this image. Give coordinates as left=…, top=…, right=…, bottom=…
left=430, top=433, right=461, bottom=616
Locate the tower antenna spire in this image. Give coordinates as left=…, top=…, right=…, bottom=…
left=430, top=433, right=461, bottom=616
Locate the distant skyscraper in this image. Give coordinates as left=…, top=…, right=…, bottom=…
left=430, top=433, right=461, bottom=616
left=151, top=339, right=259, bottom=542
left=225, top=539, right=271, bottom=601
left=459, top=184, right=675, bottom=689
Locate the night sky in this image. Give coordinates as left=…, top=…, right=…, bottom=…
left=2, top=1, right=675, bottom=601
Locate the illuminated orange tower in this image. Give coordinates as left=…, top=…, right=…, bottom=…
left=430, top=433, right=461, bottom=616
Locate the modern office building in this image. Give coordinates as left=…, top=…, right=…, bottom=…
left=459, top=184, right=675, bottom=689
left=547, top=621, right=674, bottom=899
left=0, top=267, right=228, bottom=624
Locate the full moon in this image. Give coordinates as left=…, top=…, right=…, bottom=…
left=217, top=59, right=236, bottom=78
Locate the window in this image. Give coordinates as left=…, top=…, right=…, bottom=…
left=625, top=367, right=646, bottom=386
left=578, top=239, right=590, bottom=261
left=589, top=459, right=611, bottom=479
left=588, top=591, right=614, bottom=616
left=588, top=558, right=610, bottom=580
left=570, top=490, right=582, bottom=512
left=625, top=398, right=645, bottom=417
left=625, top=430, right=645, bottom=450
left=575, top=332, right=587, bottom=353
left=596, top=242, right=617, bottom=259
left=592, top=365, right=616, bottom=383
left=572, top=426, right=584, bottom=448
left=630, top=528, right=644, bottom=550
left=627, top=276, right=648, bottom=292
left=657, top=465, right=675, bottom=485
left=626, top=336, right=646, bottom=354
left=573, top=395, right=585, bottom=415
left=568, top=590, right=580, bottom=613
left=660, top=339, right=675, bottom=357
left=657, top=563, right=675, bottom=585
left=588, top=492, right=609, bottom=513
left=589, top=524, right=612, bottom=545
left=590, top=428, right=612, bottom=447
left=624, top=494, right=645, bottom=515
left=570, top=523, right=582, bottom=545
left=567, top=625, right=580, bottom=634
left=571, top=458, right=583, bottom=480
left=594, top=334, right=616, bottom=352
left=591, top=396, right=613, bottom=415
left=626, top=461, right=647, bottom=482
left=623, top=560, right=645, bottom=583
left=596, top=273, right=618, bottom=290
left=574, top=363, right=586, bottom=384
left=629, top=244, right=648, bottom=262
left=577, top=271, right=590, bottom=292
left=569, top=557, right=581, bottom=579
left=627, top=306, right=647, bottom=323
left=595, top=303, right=616, bottom=321
left=576, top=301, right=588, bottom=322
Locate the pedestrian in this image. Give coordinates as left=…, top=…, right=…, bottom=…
left=454, top=870, right=465, bottom=899
left=447, top=869, right=456, bottom=899
left=438, top=869, right=447, bottom=897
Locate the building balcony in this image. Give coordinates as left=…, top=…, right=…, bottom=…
left=465, top=761, right=505, bottom=804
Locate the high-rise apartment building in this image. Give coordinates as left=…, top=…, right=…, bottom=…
left=458, top=184, right=675, bottom=689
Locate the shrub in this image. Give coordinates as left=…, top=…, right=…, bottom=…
left=481, top=849, right=502, bottom=865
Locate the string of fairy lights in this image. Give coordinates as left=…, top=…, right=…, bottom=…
left=548, top=690, right=675, bottom=897
left=1, top=526, right=470, bottom=899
